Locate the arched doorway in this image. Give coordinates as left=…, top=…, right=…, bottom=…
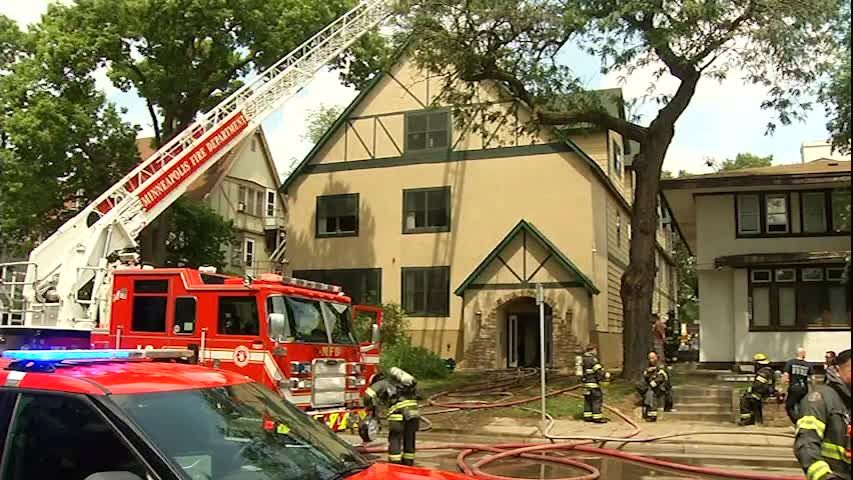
left=501, top=297, right=552, bottom=368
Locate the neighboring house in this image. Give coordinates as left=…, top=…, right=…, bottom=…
left=280, top=58, right=679, bottom=368
left=136, top=129, right=287, bottom=276
left=662, top=160, right=851, bottom=366
left=801, top=141, right=850, bottom=163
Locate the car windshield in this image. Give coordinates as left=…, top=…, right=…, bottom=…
left=269, top=296, right=356, bottom=345
left=112, top=382, right=367, bottom=480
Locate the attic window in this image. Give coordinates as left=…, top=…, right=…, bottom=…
left=406, top=110, right=450, bottom=152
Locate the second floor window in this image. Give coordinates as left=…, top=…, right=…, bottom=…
left=802, top=189, right=851, bottom=234
left=406, top=110, right=450, bottom=152
left=404, top=187, right=451, bottom=233
left=738, top=190, right=850, bottom=236
left=765, top=194, right=789, bottom=233
left=238, top=185, right=266, bottom=217
left=402, top=267, right=450, bottom=317
left=317, top=194, right=359, bottom=237
left=612, top=140, right=623, bottom=178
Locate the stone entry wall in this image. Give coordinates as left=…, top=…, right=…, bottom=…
left=463, top=289, right=581, bottom=371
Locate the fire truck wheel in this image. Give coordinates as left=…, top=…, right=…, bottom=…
left=359, top=416, right=380, bottom=443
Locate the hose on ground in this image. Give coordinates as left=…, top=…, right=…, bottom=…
left=361, top=369, right=802, bottom=480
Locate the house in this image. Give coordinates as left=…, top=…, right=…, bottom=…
left=136, top=129, right=287, bottom=276
left=801, top=141, right=850, bottom=163
left=661, top=160, right=851, bottom=366
left=280, top=58, right=679, bottom=368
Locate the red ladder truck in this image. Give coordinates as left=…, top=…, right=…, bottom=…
left=0, top=0, right=393, bottom=431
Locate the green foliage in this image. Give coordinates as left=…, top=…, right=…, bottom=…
left=719, top=153, right=774, bottom=171
left=0, top=14, right=139, bottom=256
left=163, top=199, right=236, bottom=270
left=673, top=236, right=698, bottom=324
left=32, top=0, right=362, bottom=142
left=820, top=3, right=851, bottom=154
left=380, top=340, right=449, bottom=380
left=355, top=303, right=410, bottom=346
left=304, top=105, right=344, bottom=144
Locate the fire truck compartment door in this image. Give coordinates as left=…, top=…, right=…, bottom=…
left=312, top=358, right=347, bottom=407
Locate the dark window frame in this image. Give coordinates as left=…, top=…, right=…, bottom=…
left=172, top=296, right=197, bottom=335
left=402, top=186, right=452, bottom=234
left=404, top=109, right=452, bottom=154
left=401, top=266, right=451, bottom=317
left=798, top=188, right=852, bottom=235
left=130, top=279, right=170, bottom=333
left=748, top=265, right=850, bottom=332
left=292, top=268, right=382, bottom=306
left=315, top=193, right=359, bottom=238
left=612, top=139, right=623, bottom=179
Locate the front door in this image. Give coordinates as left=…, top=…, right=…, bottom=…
left=507, top=313, right=552, bottom=368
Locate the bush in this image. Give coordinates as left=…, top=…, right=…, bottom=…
left=380, top=340, right=450, bottom=380
left=354, top=303, right=409, bottom=346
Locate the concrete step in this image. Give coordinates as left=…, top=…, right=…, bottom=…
left=672, top=387, right=732, bottom=398
left=660, top=410, right=734, bottom=423
left=671, top=403, right=733, bottom=414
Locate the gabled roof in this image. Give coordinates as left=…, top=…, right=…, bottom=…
left=454, top=220, right=599, bottom=296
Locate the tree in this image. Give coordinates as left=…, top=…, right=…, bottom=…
left=713, top=153, right=774, bottom=171
left=164, top=199, right=236, bottom=270
left=0, top=15, right=139, bottom=257
left=304, top=105, right=344, bottom=144
left=30, top=0, right=363, bottom=264
left=397, top=0, right=840, bottom=379
left=821, top=4, right=851, bottom=153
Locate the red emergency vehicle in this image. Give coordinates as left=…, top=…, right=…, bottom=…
left=0, top=348, right=473, bottom=480
left=87, top=267, right=383, bottom=432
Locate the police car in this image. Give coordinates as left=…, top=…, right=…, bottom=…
left=0, top=349, right=472, bottom=480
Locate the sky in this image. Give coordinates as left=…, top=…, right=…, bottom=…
left=1, top=0, right=842, bottom=178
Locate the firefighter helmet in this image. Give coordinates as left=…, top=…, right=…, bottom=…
left=753, top=353, right=770, bottom=364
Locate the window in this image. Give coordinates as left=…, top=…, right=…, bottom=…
left=244, top=238, right=255, bottom=267
left=612, top=140, right=623, bottom=178
left=749, top=265, right=850, bottom=330
left=801, top=192, right=828, bottom=233
left=765, top=194, right=789, bottom=233
left=616, top=212, right=622, bottom=248
left=266, top=189, right=277, bottom=217
left=293, top=269, right=382, bottom=305
left=4, top=394, right=149, bottom=480
left=316, top=194, right=358, bottom=237
left=285, top=297, right=327, bottom=343
left=402, top=267, right=450, bottom=317
left=321, top=302, right=356, bottom=345
left=403, top=187, right=451, bottom=233
left=173, top=297, right=197, bottom=334
left=737, top=194, right=761, bottom=234
left=406, top=110, right=450, bottom=152
left=132, top=279, right=168, bottom=332
left=219, top=297, right=259, bottom=335
left=237, top=184, right=265, bottom=216
left=831, top=188, right=851, bottom=232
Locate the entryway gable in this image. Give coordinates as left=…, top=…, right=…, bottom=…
left=455, top=220, right=599, bottom=295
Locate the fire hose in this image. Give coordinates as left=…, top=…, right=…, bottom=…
left=356, top=370, right=803, bottom=480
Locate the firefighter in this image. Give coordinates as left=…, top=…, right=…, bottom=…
left=581, top=345, right=611, bottom=423
left=783, top=347, right=813, bottom=424
left=739, top=353, right=778, bottom=426
left=636, top=351, right=671, bottom=421
left=362, top=367, right=420, bottom=466
left=794, top=348, right=851, bottom=480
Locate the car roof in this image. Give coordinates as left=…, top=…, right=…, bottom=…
left=0, top=359, right=253, bottom=396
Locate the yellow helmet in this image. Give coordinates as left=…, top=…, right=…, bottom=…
left=754, top=353, right=770, bottom=364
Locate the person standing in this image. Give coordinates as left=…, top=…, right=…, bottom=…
left=362, top=367, right=420, bottom=466
left=581, top=345, right=611, bottom=423
left=825, top=351, right=839, bottom=385
left=652, top=314, right=667, bottom=365
left=784, top=348, right=814, bottom=424
left=739, top=353, right=777, bottom=426
left=794, top=349, right=851, bottom=480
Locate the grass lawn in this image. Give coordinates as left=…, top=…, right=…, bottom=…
left=419, top=370, right=640, bottom=421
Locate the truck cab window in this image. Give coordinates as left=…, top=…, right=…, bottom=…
left=218, top=297, right=259, bottom=336
left=285, top=297, right=328, bottom=343
left=321, top=302, right=356, bottom=345
left=3, top=393, right=149, bottom=480
left=132, top=279, right=169, bottom=332
left=174, top=297, right=197, bottom=334
left=266, top=295, right=291, bottom=338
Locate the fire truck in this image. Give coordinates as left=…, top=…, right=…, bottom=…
left=0, top=0, right=393, bottom=430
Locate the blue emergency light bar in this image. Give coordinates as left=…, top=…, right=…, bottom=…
left=2, top=349, right=142, bottom=362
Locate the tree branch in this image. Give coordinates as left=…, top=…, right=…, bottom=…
left=125, top=62, right=162, bottom=144
left=201, top=50, right=259, bottom=99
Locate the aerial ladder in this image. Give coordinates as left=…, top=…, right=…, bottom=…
left=0, top=0, right=393, bottom=334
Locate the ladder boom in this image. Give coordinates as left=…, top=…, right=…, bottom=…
left=2, top=0, right=394, bottom=329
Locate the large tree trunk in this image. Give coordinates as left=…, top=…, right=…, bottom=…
left=620, top=129, right=673, bottom=381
